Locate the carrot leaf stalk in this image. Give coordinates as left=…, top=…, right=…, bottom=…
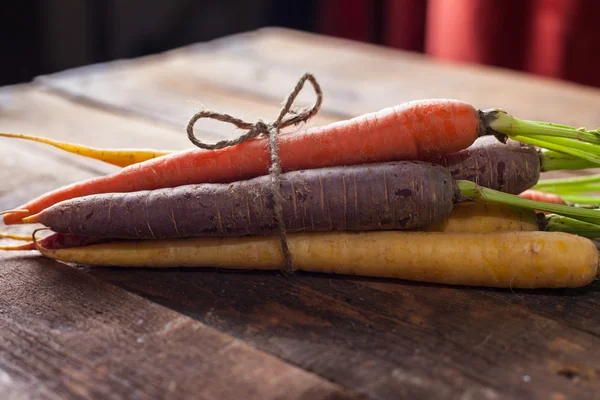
left=481, top=109, right=600, bottom=144
left=457, top=180, right=600, bottom=225
left=539, top=149, right=597, bottom=172
left=480, top=109, right=600, bottom=165
left=0, top=132, right=173, bottom=168
left=544, top=215, right=600, bottom=238
left=534, top=174, right=600, bottom=193
left=559, top=195, right=600, bottom=206
left=511, top=135, right=600, bottom=166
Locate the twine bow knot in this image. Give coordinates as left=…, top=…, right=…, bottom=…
left=186, top=73, right=323, bottom=273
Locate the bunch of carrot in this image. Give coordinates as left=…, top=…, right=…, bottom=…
left=3, top=83, right=600, bottom=290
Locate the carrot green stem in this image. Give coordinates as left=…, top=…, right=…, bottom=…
left=537, top=185, right=600, bottom=196
left=480, top=109, right=600, bottom=166
left=510, top=135, right=600, bottom=166
left=457, top=180, right=600, bottom=225
left=545, top=215, right=600, bottom=238
left=538, top=149, right=597, bottom=172
left=534, top=174, right=600, bottom=191
left=481, top=109, right=600, bottom=144
left=560, top=194, right=600, bottom=206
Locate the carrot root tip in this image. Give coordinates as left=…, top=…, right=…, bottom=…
left=21, top=214, right=41, bottom=224
left=0, top=209, right=29, bottom=216
left=0, top=242, right=35, bottom=251
left=0, top=232, right=32, bottom=241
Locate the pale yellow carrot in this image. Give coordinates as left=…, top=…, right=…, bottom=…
left=37, top=231, right=598, bottom=289
left=0, top=209, right=29, bottom=216
left=0, top=232, right=32, bottom=241
left=0, top=243, right=35, bottom=250
left=0, top=132, right=172, bottom=168
left=425, top=202, right=539, bottom=233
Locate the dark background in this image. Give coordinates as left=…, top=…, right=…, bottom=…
left=3, top=1, right=600, bottom=88
left=0, top=0, right=320, bottom=86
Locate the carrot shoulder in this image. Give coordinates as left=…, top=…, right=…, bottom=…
left=4, top=99, right=481, bottom=224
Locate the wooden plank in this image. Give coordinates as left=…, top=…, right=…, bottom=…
left=0, top=83, right=336, bottom=207
left=32, top=55, right=341, bottom=131
left=0, top=139, right=95, bottom=237
left=87, top=268, right=600, bottom=400
left=0, top=84, right=343, bottom=244
left=6, top=27, right=600, bottom=399
left=37, top=27, right=600, bottom=127
left=0, top=85, right=177, bottom=178
left=33, top=27, right=600, bottom=182
left=0, top=256, right=358, bottom=400
left=0, top=82, right=337, bottom=168
left=0, top=78, right=338, bottom=218
left=0, top=85, right=176, bottom=226
left=0, top=104, right=359, bottom=398
left=184, top=27, right=600, bottom=125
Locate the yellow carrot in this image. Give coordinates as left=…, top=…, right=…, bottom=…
left=425, top=202, right=539, bottom=233
left=0, top=132, right=172, bottom=168
left=0, top=209, right=29, bottom=216
left=37, top=231, right=598, bottom=289
left=0, top=232, right=32, bottom=241
left=0, top=243, right=35, bottom=250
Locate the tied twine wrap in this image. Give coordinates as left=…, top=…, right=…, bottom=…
left=186, top=73, right=323, bottom=273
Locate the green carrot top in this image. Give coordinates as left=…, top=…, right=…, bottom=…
left=480, top=109, right=600, bottom=167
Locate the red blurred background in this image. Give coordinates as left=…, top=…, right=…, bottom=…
left=319, top=0, right=600, bottom=88
left=2, top=0, right=599, bottom=88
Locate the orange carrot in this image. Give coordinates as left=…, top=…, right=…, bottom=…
left=519, top=190, right=566, bottom=205
left=3, top=99, right=482, bottom=224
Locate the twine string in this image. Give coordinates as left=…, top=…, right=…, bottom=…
left=186, top=73, right=323, bottom=273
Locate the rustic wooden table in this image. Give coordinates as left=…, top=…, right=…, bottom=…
left=1, top=28, right=600, bottom=400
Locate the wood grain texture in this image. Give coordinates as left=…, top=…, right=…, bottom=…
left=34, top=27, right=600, bottom=182
left=0, top=255, right=357, bottom=400
left=36, top=27, right=600, bottom=126
left=0, top=84, right=305, bottom=211
left=3, top=27, right=600, bottom=399
left=32, top=55, right=341, bottom=134
left=0, top=86, right=358, bottom=400
left=87, top=268, right=600, bottom=400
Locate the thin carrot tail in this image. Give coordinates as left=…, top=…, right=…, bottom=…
left=0, top=242, right=35, bottom=251
left=0, top=232, right=32, bottom=241
left=1, top=209, right=29, bottom=224
left=0, top=209, right=29, bottom=216
left=0, top=132, right=172, bottom=168
left=21, top=214, right=41, bottom=224
left=0, top=229, right=37, bottom=250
